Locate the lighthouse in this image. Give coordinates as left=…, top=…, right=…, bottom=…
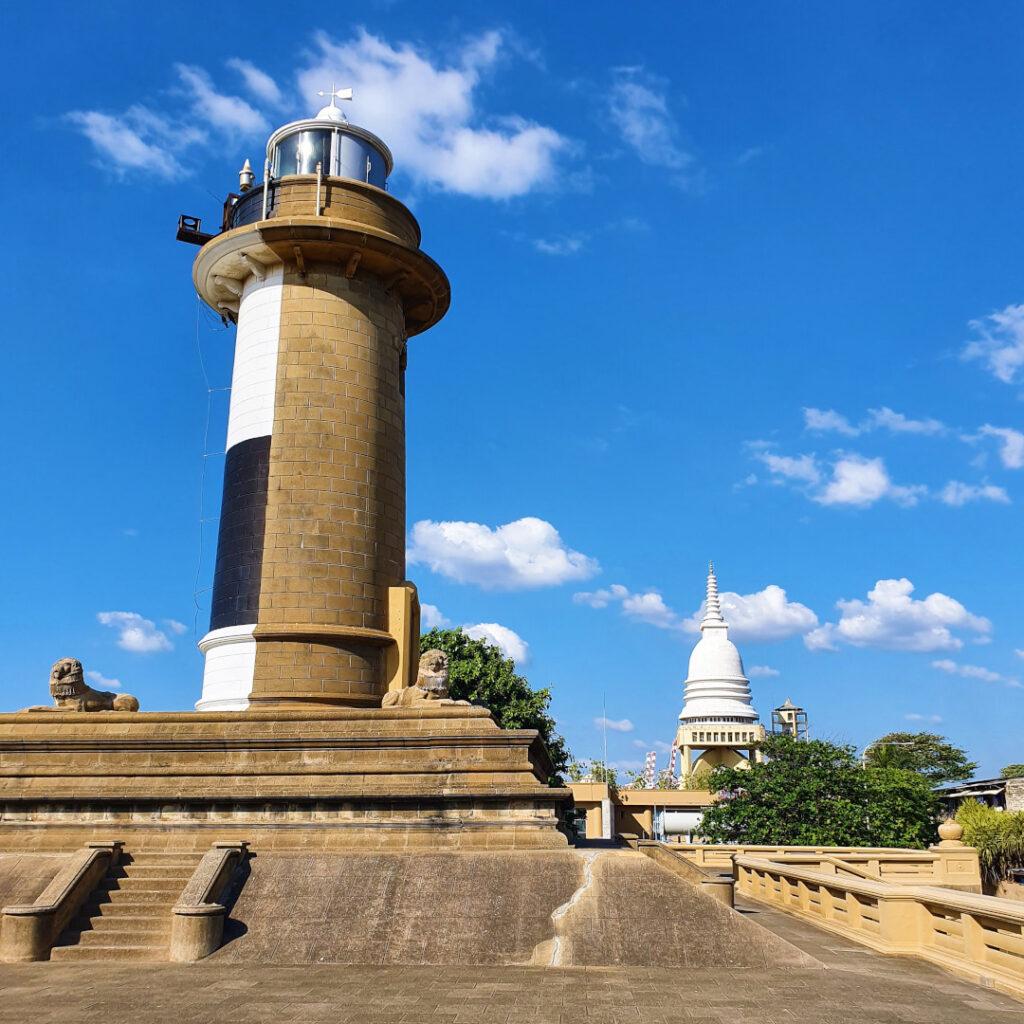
left=184, top=90, right=450, bottom=710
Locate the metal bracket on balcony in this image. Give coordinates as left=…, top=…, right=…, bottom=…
left=176, top=215, right=214, bottom=246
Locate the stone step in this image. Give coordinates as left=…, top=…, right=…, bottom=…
left=77, top=928, right=168, bottom=947
left=86, top=905, right=167, bottom=921
left=124, top=865, right=195, bottom=879
left=89, top=916, right=169, bottom=936
left=101, top=878, right=184, bottom=894
left=90, top=889, right=177, bottom=906
left=126, top=852, right=201, bottom=860
left=84, top=901, right=173, bottom=918
left=50, top=944, right=165, bottom=963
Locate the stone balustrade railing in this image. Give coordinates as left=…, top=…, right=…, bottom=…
left=169, top=841, right=248, bottom=963
left=735, top=855, right=1024, bottom=1001
left=0, top=841, right=122, bottom=962
left=668, top=843, right=981, bottom=891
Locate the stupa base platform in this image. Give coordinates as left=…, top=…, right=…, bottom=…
left=0, top=706, right=570, bottom=850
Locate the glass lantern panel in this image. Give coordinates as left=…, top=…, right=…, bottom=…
left=275, top=129, right=333, bottom=176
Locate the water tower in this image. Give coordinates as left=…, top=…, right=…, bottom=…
left=771, top=698, right=809, bottom=740
left=180, top=90, right=450, bottom=710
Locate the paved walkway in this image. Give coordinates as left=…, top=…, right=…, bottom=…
left=0, top=900, right=1018, bottom=1022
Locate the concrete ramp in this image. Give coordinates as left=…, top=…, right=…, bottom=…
left=552, top=850, right=819, bottom=968
left=214, top=850, right=583, bottom=965
left=212, top=849, right=819, bottom=968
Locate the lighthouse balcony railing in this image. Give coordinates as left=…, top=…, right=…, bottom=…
left=226, top=185, right=274, bottom=230
left=225, top=170, right=391, bottom=233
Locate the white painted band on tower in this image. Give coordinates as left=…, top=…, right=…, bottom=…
left=196, top=265, right=283, bottom=711
left=225, top=266, right=283, bottom=451
left=196, top=624, right=255, bottom=711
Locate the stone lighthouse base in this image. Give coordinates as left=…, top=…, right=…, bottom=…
left=0, top=707, right=569, bottom=850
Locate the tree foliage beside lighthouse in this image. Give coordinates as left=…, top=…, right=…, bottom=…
left=420, top=628, right=570, bottom=781
left=698, top=735, right=938, bottom=848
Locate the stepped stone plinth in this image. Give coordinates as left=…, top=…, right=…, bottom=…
left=0, top=706, right=568, bottom=850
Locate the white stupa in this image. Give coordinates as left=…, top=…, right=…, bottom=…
left=674, top=564, right=765, bottom=780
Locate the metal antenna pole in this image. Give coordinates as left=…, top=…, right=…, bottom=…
left=602, top=692, right=608, bottom=776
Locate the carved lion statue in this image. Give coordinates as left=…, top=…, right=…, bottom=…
left=382, top=649, right=468, bottom=708
left=22, top=658, right=140, bottom=713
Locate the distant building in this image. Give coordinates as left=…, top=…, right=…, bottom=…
left=938, top=776, right=1024, bottom=814
left=567, top=783, right=714, bottom=842
left=675, top=564, right=766, bottom=780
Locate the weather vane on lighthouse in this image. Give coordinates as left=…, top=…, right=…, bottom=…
left=317, top=84, right=354, bottom=120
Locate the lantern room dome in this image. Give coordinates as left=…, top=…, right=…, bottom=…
left=265, top=97, right=393, bottom=189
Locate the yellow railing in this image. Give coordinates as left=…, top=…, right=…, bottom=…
left=735, top=855, right=1024, bottom=1001
left=668, top=843, right=981, bottom=891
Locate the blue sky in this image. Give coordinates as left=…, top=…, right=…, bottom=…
left=3, top=3, right=1023, bottom=777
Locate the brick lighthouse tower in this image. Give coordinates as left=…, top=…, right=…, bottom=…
left=186, top=90, right=450, bottom=710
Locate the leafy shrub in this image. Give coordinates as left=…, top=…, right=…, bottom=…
left=956, top=800, right=1024, bottom=883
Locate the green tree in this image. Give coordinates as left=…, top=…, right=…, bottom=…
left=863, top=767, right=939, bottom=848
left=568, top=760, right=618, bottom=788
left=420, top=628, right=569, bottom=781
left=698, top=736, right=870, bottom=846
left=698, top=735, right=938, bottom=848
left=679, top=765, right=715, bottom=792
left=1001, top=764, right=1024, bottom=779
left=864, top=731, right=976, bottom=784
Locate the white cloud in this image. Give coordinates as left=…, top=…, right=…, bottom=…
left=533, top=235, right=586, bottom=256
left=164, top=619, right=188, bottom=636
left=175, top=63, right=269, bottom=135
left=815, top=455, right=925, bottom=508
left=804, top=408, right=859, bottom=436
left=575, top=584, right=681, bottom=629
left=684, top=585, right=818, bottom=642
left=931, top=659, right=1020, bottom=687
left=963, top=303, right=1024, bottom=384
left=979, top=425, right=1024, bottom=469
left=759, top=445, right=1005, bottom=510
left=578, top=581, right=817, bottom=643
left=86, top=670, right=122, bottom=691
left=1016, top=649, right=1024, bottom=659
left=905, top=712, right=943, bottom=724
left=408, top=517, right=598, bottom=590
left=805, top=579, right=991, bottom=653
left=756, top=451, right=822, bottom=486
left=932, top=658, right=1001, bottom=682
left=226, top=57, right=283, bottom=106
left=298, top=29, right=567, bottom=199
left=420, top=603, right=450, bottom=630
left=868, top=407, right=945, bottom=436
left=939, top=481, right=1010, bottom=506
left=573, top=584, right=629, bottom=609
left=608, top=68, right=693, bottom=176
left=97, top=611, right=175, bottom=653
left=66, top=109, right=185, bottom=178
left=622, top=590, right=678, bottom=629
left=803, top=406, right=945, bottom=438
left=748, top=665, right=780, bottom=678
left=594, top=716, right=634, bottom=733
left=464, top=622, right=529, bottom=663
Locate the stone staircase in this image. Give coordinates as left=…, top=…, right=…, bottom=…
left=51, top=851, right=202, bottom=962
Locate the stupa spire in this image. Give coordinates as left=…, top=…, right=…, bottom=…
left=701, top=561, right=725, bottom=629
